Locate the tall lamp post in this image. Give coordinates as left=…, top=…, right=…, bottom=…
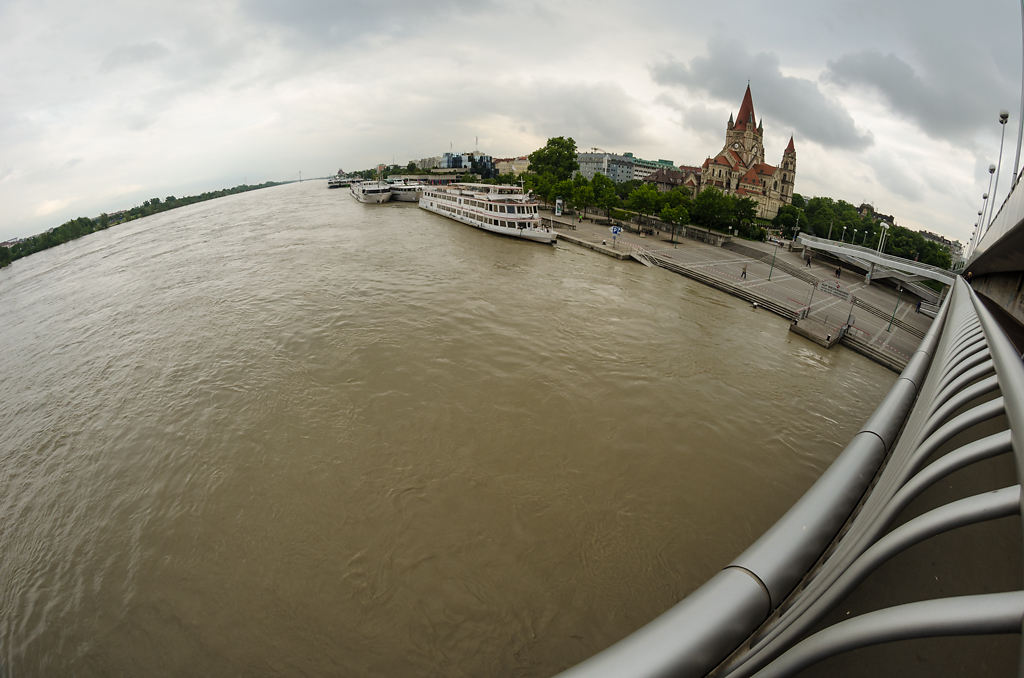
left=986, top=111, right=1011, bottom=235
left=841, top=225, right=847, bottom=242
left=853, top=228, right=858, bottom=245
left=969, top=208, right=984, bottom=258
left=887, top=285, right=904, bottom=332
left=877, top=221, right=890, bottom=253
left=982, top=164, right=997, bottom=233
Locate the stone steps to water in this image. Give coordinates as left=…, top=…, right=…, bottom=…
left=840, top=332, right=907, bottom=372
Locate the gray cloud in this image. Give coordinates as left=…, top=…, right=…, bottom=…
left=100, top=42, right=171, bottom=73
left=824, top=50, right=1001, bottom=145
left=240, top=0, right=498, bottom=49
left=870, top=153, right=924, bottom=202
left=651, top=37, right=873, bottom=151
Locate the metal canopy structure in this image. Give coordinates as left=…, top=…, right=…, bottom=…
left=797, top=234, right=955, bottom=287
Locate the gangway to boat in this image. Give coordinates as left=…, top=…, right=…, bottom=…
left=629, top=245, right=657, bottom=267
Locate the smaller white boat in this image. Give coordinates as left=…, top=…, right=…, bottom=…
left=388, top=179, right=424, bottom=202
left=327, top=170, right=352, bottom=188
left=351, top=181, right=392, bottom=204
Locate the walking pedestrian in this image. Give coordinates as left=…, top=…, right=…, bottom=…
left=741, top=264, right=747, bottom=279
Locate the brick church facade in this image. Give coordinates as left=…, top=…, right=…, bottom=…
left=698, top=85, right=796, bottom=220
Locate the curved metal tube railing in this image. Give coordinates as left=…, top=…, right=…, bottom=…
left=557, top=277, right=1024, bottom=677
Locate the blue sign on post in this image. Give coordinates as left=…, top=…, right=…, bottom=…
left=609, top=225, right=621, bottom=248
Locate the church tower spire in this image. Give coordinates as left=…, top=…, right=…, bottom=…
left=734, top=84, right=756, bottom=130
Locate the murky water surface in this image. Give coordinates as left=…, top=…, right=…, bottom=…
left=0, top=181, right=894, bottom=676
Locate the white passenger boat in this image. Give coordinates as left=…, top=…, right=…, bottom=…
left=418, top=183, right=555, bottom=244
left=350, top=180, right=393, bottom=204
left=388, top=179, right=424, bottom=202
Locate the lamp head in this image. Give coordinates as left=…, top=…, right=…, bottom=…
left=1000, top=110, right=1010, bottom=123
left=989, top=164, right=997, bottom=173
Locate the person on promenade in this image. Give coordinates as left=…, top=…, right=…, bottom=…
left=741, top=264, right=747, bottom=279
left=805, top=254, right=812, bottom=267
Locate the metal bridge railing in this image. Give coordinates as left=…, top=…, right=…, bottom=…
left=556, top=277, right=1024, bottom=677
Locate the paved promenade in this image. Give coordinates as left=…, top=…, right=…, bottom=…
left=550, top=214, right=935, bottom=371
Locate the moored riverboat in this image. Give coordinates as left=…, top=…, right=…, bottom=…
left=388, top=179, right=424, bottom=202
left=350, top=180, right=392, bottom=204
left=418, top=183, right=554, bottom=243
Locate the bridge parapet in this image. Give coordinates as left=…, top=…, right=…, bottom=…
left=798, top=234, right=955, bottom=286
left=557, top=277, right=1024, bottom=677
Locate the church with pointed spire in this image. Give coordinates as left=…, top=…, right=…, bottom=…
left=697, top=85, right=796, bottom=220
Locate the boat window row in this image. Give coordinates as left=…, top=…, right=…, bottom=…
left=457, top=199, right=537, bottom=214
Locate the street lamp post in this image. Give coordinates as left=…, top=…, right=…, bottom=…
left=841, top=225, right=847, bottom=242
left=827, top=219, right=834, bottom=240
left=887, top=285, right=904, bottom=332
left=877, top=221, right=890, bottom=253
left=982, top=164, right=997, bottom=232
left=862, top=230, right=868, bottom=245
left=853, top=228, right=858, bottom=245
left=986, top=111, right=1010, bottom=236
left=969, top=209, right=984, bottom=258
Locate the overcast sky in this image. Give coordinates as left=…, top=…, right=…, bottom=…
left=2, top=0, right=1021, bottom=244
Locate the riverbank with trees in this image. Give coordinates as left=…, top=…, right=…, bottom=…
left=512, top=136, right=953, bottom=270
left=0, top=181, right=285, bottom=269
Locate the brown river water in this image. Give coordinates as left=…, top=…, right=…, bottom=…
left=0, top=180, right=895, bottom=676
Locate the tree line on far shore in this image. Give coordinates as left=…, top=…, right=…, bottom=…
left=513, top=136, right=951, bottom=270
left=1, top=181, right=284, bottom=269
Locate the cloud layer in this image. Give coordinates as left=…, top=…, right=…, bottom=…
left=1, top=0, right=1021, bottom=245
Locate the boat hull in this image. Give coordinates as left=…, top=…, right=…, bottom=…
left=350, top=183, right=393, bottom=204
left=418, top=200, right=556, bottom=244
left=390, top=188, right=422, bottom=202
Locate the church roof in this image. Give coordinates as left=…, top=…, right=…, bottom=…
left=644, top=168, right=685, bottom=186
left=734, top=85, right=757, bottom=131
left=785, top=135, right=795, bottom=153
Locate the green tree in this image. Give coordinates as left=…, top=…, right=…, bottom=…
left=627, top=184, right=661, bottom=219
left=573, top=184, right=595, bottom=220
left=552, top=179, right=575, bottom=209
left=659, top=205, right=690, bottom=243
left=615, top=179, right=643, bottom=200
left=733, top=197, right=757, bottom=235
left=773, top=204, right=803, bottom=238
left=524, top=173, right=554, bottom=205
left=591, top=173, right=618, bottom=221
left=692, top=188, right=731, bottom=232
left=527, top=136, right=579, bottom=181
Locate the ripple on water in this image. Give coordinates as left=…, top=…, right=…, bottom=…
left=0, top=181, right=896, bottom=676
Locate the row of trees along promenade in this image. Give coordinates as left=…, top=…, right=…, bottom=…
left=0, top=181, right=284, bottom=269
left=464, top=136, right=951, bottom=271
